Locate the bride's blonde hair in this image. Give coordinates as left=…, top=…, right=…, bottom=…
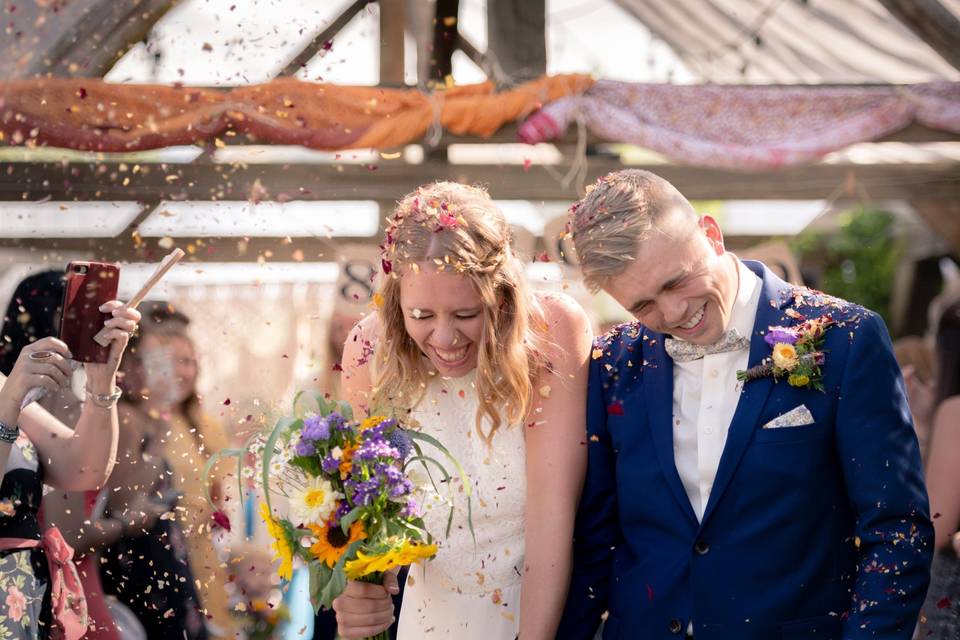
left=373, top=182, right=548, bottom=444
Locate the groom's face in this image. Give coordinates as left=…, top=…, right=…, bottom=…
left=399, top=266, right=485, bottom=377
left=604, top=213, right=737, bottom=345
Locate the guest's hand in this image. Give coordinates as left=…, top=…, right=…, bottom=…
left=84, top=302, right=140, bottom=392
left=953, top=531, right=960, bottom=556
left=332, top=571, right=399, bottom=639
left=0, top=337, right=73, bottom=412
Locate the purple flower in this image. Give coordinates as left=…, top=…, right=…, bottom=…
left=301, top=414, right=331, bottom=442
left=764, top=326, right=799, bottom=347
left=294, top=438, right=315, bottom=457
left=321, top=454, right=340, bottom=474
left=354, top=437, right=401, bottom=463
left=387, top=428, right=413, bottom=460
left=346, top=477, right=381, bottom=506
left=401, top=500, right=422, bottom=518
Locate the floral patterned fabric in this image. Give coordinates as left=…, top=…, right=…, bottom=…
left=518, top=80, right=960, bottom=169
left=0, top=435, right=51, bottom=639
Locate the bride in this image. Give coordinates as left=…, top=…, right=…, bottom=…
left=332, top=182, right=592, bottom=639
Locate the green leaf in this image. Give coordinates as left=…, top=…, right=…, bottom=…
left=200, top=447, right=244, bottom=510
left=262, top=415, right=299, bottom=512
left=308, top=561, right=333, bottom=614
left=337, top=399, right=354, bottom=421
left=339, top=506, right=363, bottom=534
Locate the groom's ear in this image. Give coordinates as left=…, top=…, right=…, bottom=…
left=699, top=215, right=726, bottom=255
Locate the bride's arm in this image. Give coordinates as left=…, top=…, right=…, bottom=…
left=519, top=295, right=592, bottom=639
left=333, top=315, right=398, bottom=640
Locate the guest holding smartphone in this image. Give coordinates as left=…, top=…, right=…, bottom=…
left=0, top=266, right=140, bottom=640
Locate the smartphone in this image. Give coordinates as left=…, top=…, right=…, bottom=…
left=59, top=261, right=120, bottom=363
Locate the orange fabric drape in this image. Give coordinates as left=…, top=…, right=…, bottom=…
left=0, top=75, right=593, bottom=152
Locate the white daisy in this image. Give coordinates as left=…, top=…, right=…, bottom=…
left=289, top=476, right=342, bottom=526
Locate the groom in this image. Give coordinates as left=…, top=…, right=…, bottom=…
left=558, top=170, right=933, bottom=639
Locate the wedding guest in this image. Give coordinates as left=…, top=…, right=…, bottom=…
left=917, top=300, right=960, bottom=638
left=0, top=269, right=140, bottom=639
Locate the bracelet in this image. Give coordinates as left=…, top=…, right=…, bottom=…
left=84, top=386, right=122, bottom=409
left=0, top=420, right=18, bottom=444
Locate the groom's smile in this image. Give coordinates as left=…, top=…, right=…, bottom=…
left=603, top=211, right=739, bottom=346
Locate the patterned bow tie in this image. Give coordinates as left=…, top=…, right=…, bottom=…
left=664, top=329, right=750, bottom=363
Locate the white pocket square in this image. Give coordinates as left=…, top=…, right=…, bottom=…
left=762, top=405, right=815, bottom=429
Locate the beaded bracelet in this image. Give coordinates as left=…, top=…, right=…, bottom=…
left=0, top=420, right=19, bottom=444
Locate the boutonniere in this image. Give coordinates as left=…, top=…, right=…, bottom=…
left=737, top=315, right=834, bottom=390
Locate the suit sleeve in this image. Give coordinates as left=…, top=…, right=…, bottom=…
left=835, top=312, right=934, bottom=638
left=556, top=352, right=621, bottom=639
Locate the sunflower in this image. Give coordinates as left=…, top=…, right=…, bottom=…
left=308, top=519, right=367, bottom=568
left=260, top=503, right=294, bottom=580
left=344, top=539, right=437, bottom=579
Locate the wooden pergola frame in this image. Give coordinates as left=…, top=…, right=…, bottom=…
left=1, top=0, right=958, bottom=263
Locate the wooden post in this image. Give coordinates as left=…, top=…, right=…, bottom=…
left=379, top=0, right=406, bottom=85
left=429, top=0, right=459, bottom=84
left=486, top=0, right=546, bottom=86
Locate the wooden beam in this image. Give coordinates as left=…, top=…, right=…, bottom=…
left=33, top=0, right=177, bottom=77
left=379, top=0, right=406, bottom=85
left=0, top=236, right=348, bottom=264
left=429, top=0, right=459, bottom=84
left=878, top=0, right=960, bottom=72
left=280, top=0, right=373, bottom=76
left=1, top=159, right=956, bottom=202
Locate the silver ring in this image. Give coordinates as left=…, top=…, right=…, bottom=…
left=28, top=350, right=53, bottom=361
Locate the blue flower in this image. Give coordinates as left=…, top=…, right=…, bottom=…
left=387, top=428, right=413, bottom=460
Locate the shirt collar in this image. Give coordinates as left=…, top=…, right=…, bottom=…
left=728, top=255, right=762, bottom=339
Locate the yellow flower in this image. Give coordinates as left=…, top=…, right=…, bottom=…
left=788, top=373, right=811, bottom=387
left=308, top=519, right=367, bottom=568
left=260, top=503, right=294, bottom=580
left=339, top=443, right=357, bottom=479
left=771, top=343, right=798, bottom=370
left=359, top=415, right=387, bottom=432
left=344, top=539, right=437, bottom=579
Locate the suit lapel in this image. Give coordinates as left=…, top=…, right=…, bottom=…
left=643, top=329, right=699, bottom=526
left=700, top=262, right=794, bottom=528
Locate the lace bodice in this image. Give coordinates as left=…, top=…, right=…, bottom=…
left=406, top=369, right=526, bottom=597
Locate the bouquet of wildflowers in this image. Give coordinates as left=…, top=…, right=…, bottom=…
left=206, top=392, right=467, bottom=640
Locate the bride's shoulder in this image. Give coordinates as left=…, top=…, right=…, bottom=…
left=532, top=292, right=592, bottom=356
left=534, top=291, right=590, bottom=332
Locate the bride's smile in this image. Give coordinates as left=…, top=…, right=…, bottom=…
left=400, top=266, right=484, bottom=378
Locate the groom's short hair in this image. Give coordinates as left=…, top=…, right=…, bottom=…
left=569, top=169, right=696, bottom=292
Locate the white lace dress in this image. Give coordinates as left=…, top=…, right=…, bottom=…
left=398, top=369, right=526, bottom=639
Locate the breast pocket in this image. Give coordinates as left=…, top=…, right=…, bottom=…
left=752, top=421, right=829, bottom=444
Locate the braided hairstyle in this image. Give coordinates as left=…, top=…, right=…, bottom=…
left=373, top=182, right=548, bottom=444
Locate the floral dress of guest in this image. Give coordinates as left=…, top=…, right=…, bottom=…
left=0, top=434, right=52, bottom=638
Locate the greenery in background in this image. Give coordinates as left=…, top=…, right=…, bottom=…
left=791, top=206, right=901, bottom=326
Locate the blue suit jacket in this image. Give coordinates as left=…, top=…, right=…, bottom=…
left=558, top=262, right=933, bottom=640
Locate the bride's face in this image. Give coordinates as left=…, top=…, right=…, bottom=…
left=399, top=266, right=485, bottom=378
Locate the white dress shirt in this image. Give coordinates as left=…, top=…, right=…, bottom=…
left=671, top=258, right=761, bottom=521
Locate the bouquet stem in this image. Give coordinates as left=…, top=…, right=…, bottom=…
left=357, top=572, right=391, bottom=640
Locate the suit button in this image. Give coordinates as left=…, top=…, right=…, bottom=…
left=669, top=619, right=683, bottom=634
left=695, top=540, right=710, bottom=555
